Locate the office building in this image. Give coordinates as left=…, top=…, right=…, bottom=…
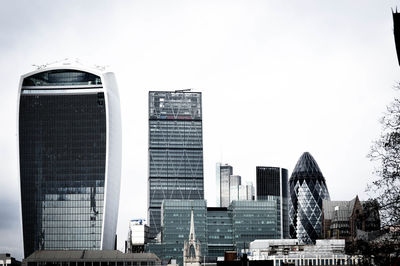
left=289, top=152, right=330, bottom=244
left=148, top=91, right=204, bottom=238
left=238, top=182, right=255, bottom=201
left=147, top=200, right=207, bottom=266
left=216, top=163, right=233, bottom=207
left=147, top=200, right=280, bottom=264
left=18, top=61, right=121, bottom=257
left=229, top=175, right=241, bottom=202
left=256, top=167, right=289, bottom=239
left=207, top=207, right=234, bottom=260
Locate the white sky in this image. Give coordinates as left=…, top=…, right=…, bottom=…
left=0, top=0, right=399, bottom=259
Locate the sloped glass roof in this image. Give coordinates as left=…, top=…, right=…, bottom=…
left=290, top=152, right=326, bottom=182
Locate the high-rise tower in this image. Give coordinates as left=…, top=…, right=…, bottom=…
left=148, top=91, right=204, bottom=237
left=256, top=166, right=289, bottom=238
left=18, top=61, right=121, bottom=257
left=216, top=163, right=233, bottom=207
left=289, top=152, right=330, bottom=244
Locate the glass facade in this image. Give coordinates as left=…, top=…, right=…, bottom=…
left=256, top=167, right=289, bottom=239
left=147, top=200, right=279, bottom=263
left=207, top=207, right=234, bottom=260
left=148, top=200, right=207, bottom=266
left=230, top=201, right=280, bottom=253
left=18, top=68, right=121, bottom=257
left=148, top=91, right=204, bottom=237
left=216, top=163, right=233, bottom=207
left=289, top=152, right=330, bottom=244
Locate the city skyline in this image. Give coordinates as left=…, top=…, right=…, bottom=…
left=0, top=1, right=399, bottom=259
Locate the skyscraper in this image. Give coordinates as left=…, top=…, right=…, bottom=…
left=256, top=166, right=289, bottom=238
left=228, top=175, right=241, bottom=203
left=216, top=163, right=233, bottom=207
left=18, top=61, right=122, bottom=257
left=148, top=91, right=204, bottom=237
left=289, top=152, right=330, bottom=244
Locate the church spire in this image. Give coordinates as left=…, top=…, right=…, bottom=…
left=189, top=207, right=195, bottom=241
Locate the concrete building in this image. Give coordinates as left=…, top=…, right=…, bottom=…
left=248, top=239, right=361, bottom=266
left=126, top=219, right=149, bottom=253
left=22, top=250, right=160, bottom=266
left=228, top=175, right=241, bottom=202
left=18, top=60, right=122, bottom=256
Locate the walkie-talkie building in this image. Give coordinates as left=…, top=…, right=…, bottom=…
left=289, top=152, right=330, bottom=244
left=148, top=91, right=204, bottom=238
left=18, top=61, right=121, bottom=257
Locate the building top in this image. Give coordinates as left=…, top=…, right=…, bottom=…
left=24, top=250, right=160, bottom=262
left=322, top=196, right=358, bottom=221
left=290, top=152, right=325, bottom=182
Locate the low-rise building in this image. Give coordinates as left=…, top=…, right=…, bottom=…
left=248, top=239, right=361, bottom=266
left=22, top=250, right=160, bottom=266
left=126, top=219, right=150, bottom=253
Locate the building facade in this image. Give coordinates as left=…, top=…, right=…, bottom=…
left=289, top=152, right=330, bottom=244
left=18, top=62, right=122, bottom=257
left=216, top=163, right=233, bottom=207
left=147, top=200, right=280, bottom=264
left=228, top=175, right=241, bottom=203
left=126, top=219, right=149, bottom=253
left=256, top=167, right=289, bottom=239
left=248, top=239, right=360, bottom=266
left=22, top=250, right=160, bottom=266
left=239, top=182, right=255, bottom=201
left=148, top=91, right=204, bottom=238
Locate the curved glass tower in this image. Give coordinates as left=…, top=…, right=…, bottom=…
left=18, top=62, right=121, bottom=257
left=289, top=152, right=330, bottom=244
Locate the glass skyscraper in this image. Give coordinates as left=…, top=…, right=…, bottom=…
left=18, top=62, right=121, bottom=257
left=289, top=152, right=330, bottom=244
left=148, top=91, right=204, bottom=237
left=256, top=166, right=289, bottom=239
left=216, top=163, right=233, bottom=207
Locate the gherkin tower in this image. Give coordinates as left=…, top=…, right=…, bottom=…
left=289, top=152, right=330, bottom=244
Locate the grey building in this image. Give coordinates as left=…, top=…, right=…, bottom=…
left=256, top=167, right=289, bottom=239
left=148, top=91, right=204, bottom=238
left=22, top=250, right=160, bottom=266
left=289, top=152, right=330, bottom=244
left=216, top=163, right=233, bottom=207
left=228, top=175, right=241, bottom=203
left=18, top=62, right=122, bottom=257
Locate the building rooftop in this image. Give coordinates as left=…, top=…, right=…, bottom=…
left=323, top=196, right=358, bottom=221
left=24, top=250, right=160, bottom=262
left=290, top=152, right=325, bottom=182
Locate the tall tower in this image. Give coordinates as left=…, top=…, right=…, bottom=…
left=18, top=61, right=122, bottom=257
left=216, top=163, right=233, bottom=207
left=148, top=91, right=204, bottom=237
left=289, top=152, right=330, bottom=244
left=256, top=166, right=289, bottom=238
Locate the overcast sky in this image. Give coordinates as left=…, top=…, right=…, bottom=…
left=1, top=0, right=399, bottom=259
